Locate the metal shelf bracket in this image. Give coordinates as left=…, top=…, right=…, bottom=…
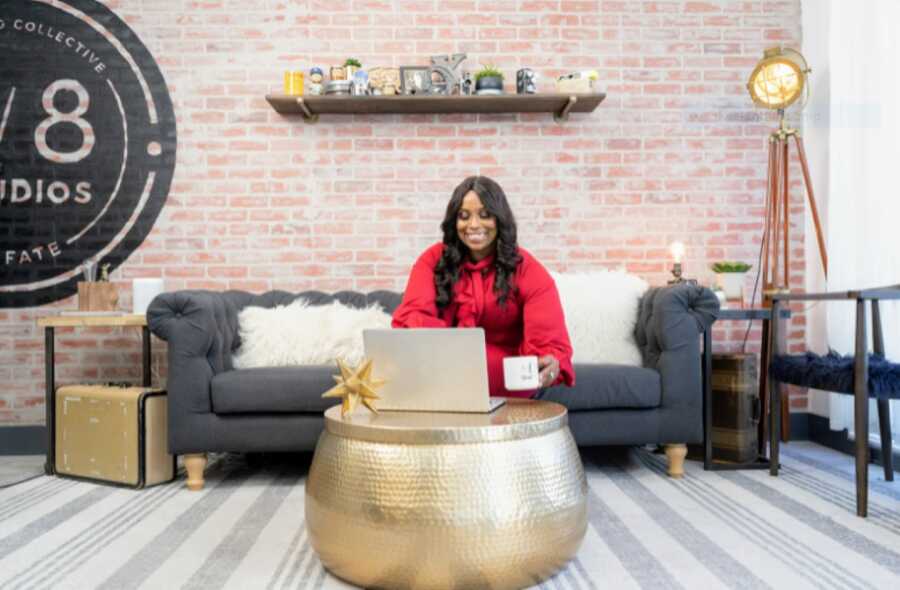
left=296, top=98, right=319, bottom=124
left=553, top=95, right=578, bottom=124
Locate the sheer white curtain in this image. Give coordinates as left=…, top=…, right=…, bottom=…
left=812, top=0, right=900, bottom=445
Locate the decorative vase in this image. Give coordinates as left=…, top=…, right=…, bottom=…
left=716, top=272, right=746, bottom=302
left=475, top=75, right=503, bottom=95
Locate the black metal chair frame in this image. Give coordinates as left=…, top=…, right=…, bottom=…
left=768, top=284, right=900, bottom=517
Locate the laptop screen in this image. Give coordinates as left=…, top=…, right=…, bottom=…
left=362, top=328, right=495, bottom=413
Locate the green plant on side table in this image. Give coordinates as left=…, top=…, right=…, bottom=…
left=711, top=261, right=752, bottom=302
left=474, top=65, right=504, bottom=95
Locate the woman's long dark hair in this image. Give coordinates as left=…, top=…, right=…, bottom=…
left=434, top=176, right=522, bottom=309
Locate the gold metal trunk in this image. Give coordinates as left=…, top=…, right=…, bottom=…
left=306, top=400, right=587, bottom=590
left=55, top=385, right=175, bottom=488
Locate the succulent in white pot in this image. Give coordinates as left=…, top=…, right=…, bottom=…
left=711, top=261, right=752, bottom=301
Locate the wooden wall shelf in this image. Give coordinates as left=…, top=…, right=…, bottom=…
left=265, top=93, right=605, bottom=124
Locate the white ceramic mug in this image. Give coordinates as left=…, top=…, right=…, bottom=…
left=503, top=355, right=540, bottom=391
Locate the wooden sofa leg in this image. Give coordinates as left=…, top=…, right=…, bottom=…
left=184, top=453, right=208, bottom=491
left=665, top=444, right=687, bottom=478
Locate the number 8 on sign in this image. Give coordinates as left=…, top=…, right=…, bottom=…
left=35, top=79, right=95, bottom=164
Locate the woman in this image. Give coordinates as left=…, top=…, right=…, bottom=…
left=392, top=176, right=574, bottom=398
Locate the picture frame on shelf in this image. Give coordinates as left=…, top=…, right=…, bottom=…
left=399, top=66, right=431, bottom=95
left=330, top=66, right=346, bottom=81
left=369, top=67, right=401, bottom=95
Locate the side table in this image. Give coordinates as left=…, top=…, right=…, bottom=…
left=702, top=307, right=789, bottom=471
left=37, top=314, right=152, bottom=475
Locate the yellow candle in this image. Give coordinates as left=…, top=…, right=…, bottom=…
left=283, top=71, right=304, bottom=95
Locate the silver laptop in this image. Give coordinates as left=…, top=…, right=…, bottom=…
left=362, top=328, right=506, bottom=413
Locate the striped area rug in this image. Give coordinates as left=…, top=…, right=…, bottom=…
left=0, top=442, right=897, bottom=589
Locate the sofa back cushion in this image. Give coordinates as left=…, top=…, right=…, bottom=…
left=551, top=271, right=649, bottom=366
left=232, top=298, right=392, bottom=369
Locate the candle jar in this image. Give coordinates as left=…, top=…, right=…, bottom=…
left=283, top=71, right=304, bottom=95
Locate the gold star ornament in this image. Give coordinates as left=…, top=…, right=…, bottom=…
left=321, top=358, right=386, bottom=417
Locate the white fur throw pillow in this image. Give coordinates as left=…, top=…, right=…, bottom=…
left=232, top=299, right=392, bottom=369
left=551, top=271, right=649, bottom=366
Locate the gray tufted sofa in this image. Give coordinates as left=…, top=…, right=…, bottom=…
left=147, top=283, right=718, bottom=489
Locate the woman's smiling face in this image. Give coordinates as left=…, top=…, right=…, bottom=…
left=456, top=191, right=498, bottom=261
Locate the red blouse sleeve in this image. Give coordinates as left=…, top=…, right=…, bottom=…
left=391, top=244, right=450, bottom=328
left=516, top=252, right=575, bottom=387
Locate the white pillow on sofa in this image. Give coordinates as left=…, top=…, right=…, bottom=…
left=551, top=271, right=649, bottom=366
left=232, top=299, right=392, bottom=369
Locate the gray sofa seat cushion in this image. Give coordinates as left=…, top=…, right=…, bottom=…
left=212, top=366, right=340, bottom=414
left=213, top=362, right=660, bottom=415
left=535, top=363, right=661, bottom=411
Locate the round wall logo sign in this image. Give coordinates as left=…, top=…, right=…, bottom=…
left=0, top=0, right=176, bottom=308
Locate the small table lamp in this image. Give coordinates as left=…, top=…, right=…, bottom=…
left=668, top=241, right=686, bottom=284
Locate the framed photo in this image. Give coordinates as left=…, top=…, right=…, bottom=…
left=369, top=67, right=401, bottom=95
left=399, top=66, right=431, bottom=95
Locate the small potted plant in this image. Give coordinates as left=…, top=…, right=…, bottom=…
left=474, top=65, right=504, bottom=95
left=344, top=58, right=362, bottom=79
left=711, top=261, right=752, bottom=301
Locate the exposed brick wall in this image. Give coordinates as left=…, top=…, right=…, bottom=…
left=1, top=0, right=809, bottom=424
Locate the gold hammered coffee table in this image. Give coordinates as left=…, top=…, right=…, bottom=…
left=306, top=399, right=587, bottom=589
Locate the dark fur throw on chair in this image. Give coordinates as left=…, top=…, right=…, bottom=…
left=771, top=350, right=900, bottom=398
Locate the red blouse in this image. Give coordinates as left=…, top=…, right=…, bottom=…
left=391, top=242, right=575, bottom=398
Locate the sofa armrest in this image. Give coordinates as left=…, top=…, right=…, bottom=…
left=635, top=283, right=719, bottom=408
left=147, top=290, right=241, bottom=414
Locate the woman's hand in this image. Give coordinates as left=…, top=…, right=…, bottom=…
left=538, top=355, right=560, bottom=388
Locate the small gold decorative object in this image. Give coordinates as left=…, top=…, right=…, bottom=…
left=306, top=399, right=587, bottom=589
left=321, top=358, right=385, bottom=417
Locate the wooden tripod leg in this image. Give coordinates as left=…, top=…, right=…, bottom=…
left=793, top=134, right=828, bottom=278
left=782, top=140, right=790, bottom=290
left=761, top=139, right=777, bottom=291
left=779, top=139, right=793, bottom=442
left=758, top=138, right=778, bottom=457
left=771, top=139, right=784, bottom=290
